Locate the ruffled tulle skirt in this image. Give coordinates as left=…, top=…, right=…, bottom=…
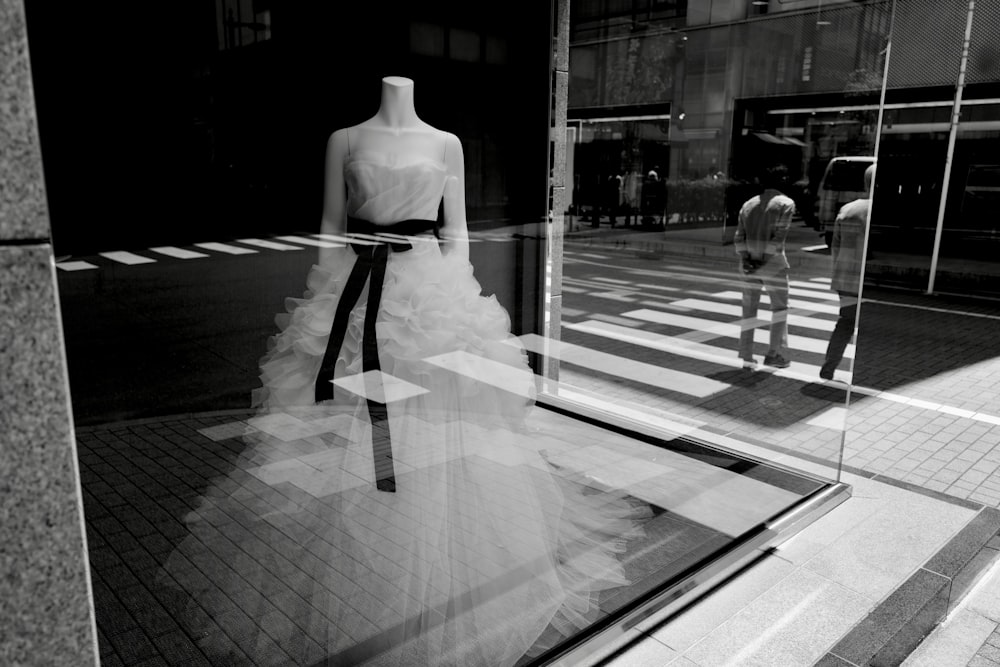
left=160, top=240, right=646, bottom=666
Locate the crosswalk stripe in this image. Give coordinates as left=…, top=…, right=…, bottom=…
left=276, top=235, right=344, bottom=248
left=565, top=319, right=743, bottom=368
left=630, top=265, right=744, bottom=287
left=623, top=309, right=769, bottom=336
left=332, top=370, right=430, bottom=403
left=646, top=302, right=838, bottom=333
left=568, top=317, right=846, bottom=361
left=99, top=251, right=157, bottom=265
left=789, top=286, right=840, bottom=302
left=708, top=291, right=841, bottom=315
left=574, top=317, right=854, bottom=382
left=647, top=312, right=836, bottom=355
left=425, top=350, right=535, bottom=398
left=56, top=260, right=99, bottom=271
left=591, top=291, right=638, bottom=302
left=790, top=279, right=835, bottom=293
left=367, top=232, right=440, bottom=245
left=236, top=238, right=304, bottom=251
left=149, top=246, right=210, bottom=259
left=194, top=242, right=258, bottom=255
left=564, top=276, right=638, bottom=292
left=346, top=232, right=448, bottom=244
left=636, top=283, right=682, bottom=293
left=314, top=233, right=382, bottom=246
left=517, top=333, right=730, bottom=398
left=646, top=298, right=736, bottom=316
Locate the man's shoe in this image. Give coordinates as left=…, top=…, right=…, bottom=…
left=763, top=353, right=791, bottom=369
left=819, top=364, right=835, bottom=380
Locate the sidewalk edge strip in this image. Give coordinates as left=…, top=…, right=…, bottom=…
left=818, top=506, right=1000, bottom=666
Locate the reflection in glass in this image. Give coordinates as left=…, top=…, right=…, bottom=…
left=557, top=0, right=895, bottom=479
left=735, top=164, right=796, bottom=370
left=44, top=2, right=918, bottom=665
left=822, top=163, right=875, bottom=381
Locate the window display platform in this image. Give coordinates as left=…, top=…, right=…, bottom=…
left=529, top=398, right=847, bottom=665
left=77, top=400, right=844, bottom=667
left=565, top=471, right=984, bottom=667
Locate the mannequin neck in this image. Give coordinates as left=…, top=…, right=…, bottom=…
left=376, top=76, right=420, bottom=129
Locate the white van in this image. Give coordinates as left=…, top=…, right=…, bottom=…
left=815, top=156, right=876, bottom=246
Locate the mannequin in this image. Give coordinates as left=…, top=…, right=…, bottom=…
left=194, top=76, right=650, bottom=667
left=320, top=76, right=469, bottom=264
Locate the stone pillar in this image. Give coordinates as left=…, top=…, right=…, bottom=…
left=0, top=0, right=98, bottom=663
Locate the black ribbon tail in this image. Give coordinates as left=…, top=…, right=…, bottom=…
left=314, top=247, right=374, bottom=403
left=314, top=240, right=396, bottom=493
left=363, top=244, right=396, bottom=493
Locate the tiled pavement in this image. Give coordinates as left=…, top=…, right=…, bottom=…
left=78, top=402, right=821, bottom=666
left=970, top=628, right=1000, bottom=667
left=78, top=414, right=256, bottom=667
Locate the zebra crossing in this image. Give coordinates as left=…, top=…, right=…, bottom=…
left=54, top=230, right=529, bottom=272
left=559, top=248, right=854, bottom=388
left=557, top=246, right=1000, bottom=434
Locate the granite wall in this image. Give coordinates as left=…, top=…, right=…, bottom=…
left=0, top=0, right=98, bottom=663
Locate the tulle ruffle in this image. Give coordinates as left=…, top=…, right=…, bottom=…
left=161, top=238, right=647, bottom=666
left=253, top=241, right=534, bottom=426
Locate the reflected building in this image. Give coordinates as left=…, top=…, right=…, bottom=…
left=565, top=0, right=1000, bottom=297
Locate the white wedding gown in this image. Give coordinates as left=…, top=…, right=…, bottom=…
left=160, top=152, right=646, bottom=666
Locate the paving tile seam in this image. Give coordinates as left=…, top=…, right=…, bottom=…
left=972, top=623, right=1000, bottom=665
left=73, top=409, right=257, bottom=433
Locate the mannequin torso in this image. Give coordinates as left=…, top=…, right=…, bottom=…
left=320, top=76, right=469, bottom=262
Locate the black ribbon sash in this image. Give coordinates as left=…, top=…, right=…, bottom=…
left=314, top=216, right=439, bottom=493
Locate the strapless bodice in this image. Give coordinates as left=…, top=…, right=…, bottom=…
left=345, top=153, right=448, bottom=224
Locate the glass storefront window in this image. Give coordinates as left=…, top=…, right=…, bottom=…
left=35, top=0, right=1000, bottom=664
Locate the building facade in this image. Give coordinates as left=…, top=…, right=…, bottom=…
left=566, top=0, right=1000, bottom=296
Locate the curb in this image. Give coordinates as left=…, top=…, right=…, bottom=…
left=818, top=508, right=1000, bottom=666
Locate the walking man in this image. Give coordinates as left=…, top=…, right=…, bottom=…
left=821, top=163, right=876, bottom=380
left=735, top=164, right=796, bottom=369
